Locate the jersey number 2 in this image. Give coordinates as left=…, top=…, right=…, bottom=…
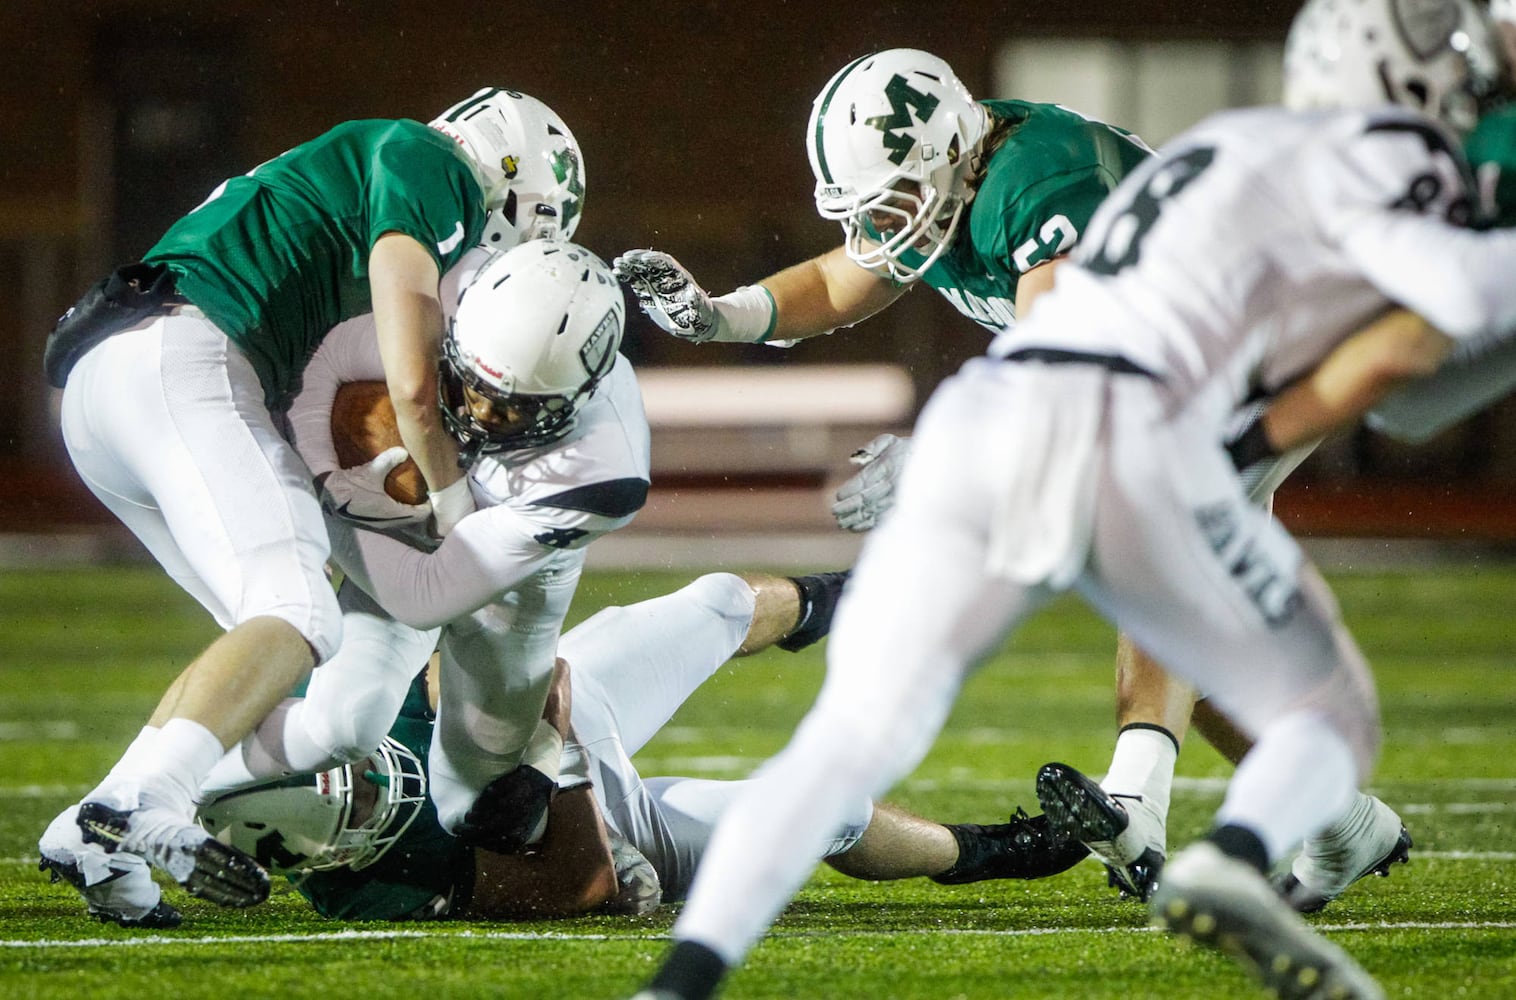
left=1086, top=147, right=1216, bottom=276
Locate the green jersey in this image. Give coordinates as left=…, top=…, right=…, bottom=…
left=1466, top=103, right=1516, bottom=228
left=899, top=100, right=1151, bottom=333
left=295, top=675, right=470, bottom=921
left=146, top=119, right=487, bottom=408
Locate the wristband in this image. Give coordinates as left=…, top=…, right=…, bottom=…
left=1225, top=419, right=1279, bottom=470
left=520, top=718, right=565, bottom=784
left=428, top=476, right=475, bottom=536
left=557, top=739, right=591, bottom=791
left=711, top=285, right=779, bottom=343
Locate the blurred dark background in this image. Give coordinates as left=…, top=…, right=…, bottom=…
left=3, top=0, right=1512, bottom=540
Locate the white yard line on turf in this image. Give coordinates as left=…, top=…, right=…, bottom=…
left=3, top=921, right=1516, bottom=950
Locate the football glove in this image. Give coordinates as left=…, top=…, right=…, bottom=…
left=428, top=476, right=476, bottom=537
left=455, top=765, right=554, bottom=854
left=831, top=433, right=911, bottom=533
left=612, top=249, right=721, bottom=343
left=317, top=447, right=431, bottom=526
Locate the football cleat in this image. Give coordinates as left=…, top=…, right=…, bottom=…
left=777, top=571, right=851, bottom=652
left=77, top=799, right=269, bottom=908
left=1037, top=761, right=1165, bottom=901
left=1155, top=841, right=1386, bottom=1000
left=39, top=805, right=182, bottom=929
left=931, top=807, right=1090, bottom=884
left=1278, top=794, right=1413, bottom=913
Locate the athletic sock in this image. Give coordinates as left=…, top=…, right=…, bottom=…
left=646, top=940, right=728, bottom=1000
left=777, top=570, right=851, bottom=652
left=1101, top=723, right=1179, bottom=815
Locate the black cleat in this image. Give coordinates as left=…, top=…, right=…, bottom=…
left=931, top=807, right=1090, bottom=884
left=777, top=571, right=851, bottom=651
left=1037, top=762, right=1165, bottom=901
left=77, top=800, right=269, bottom=908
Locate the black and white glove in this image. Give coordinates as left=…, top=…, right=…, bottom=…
left=317, top=446, right=431, bottom=526
left=612, top=249, right=776, bottom=344
left=612, top=249, right=720, bottom=342
left=831, top=433, right=912, bottom=533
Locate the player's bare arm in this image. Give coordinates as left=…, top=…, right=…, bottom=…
left=368, top=232, right=467, bottom=501
left=761, top=244, right=906, bottom=340
left=1251, top=309, right=1451, bottom=459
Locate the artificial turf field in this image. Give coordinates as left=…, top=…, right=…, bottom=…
left=0, top=563, right=1512, bottom=999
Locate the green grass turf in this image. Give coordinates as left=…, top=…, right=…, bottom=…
left=0, top=564, right=1513, bottom=998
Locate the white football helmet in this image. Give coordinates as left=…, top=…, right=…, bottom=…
left=440, top=239, right=624, bottom=461
left=196, top=737, right=427, bottom=875
left=807, top=49, right=988, bottom=283
left=1283, top=0, right=1502, bottom=133
left=431, top=87, right=585, bottom=246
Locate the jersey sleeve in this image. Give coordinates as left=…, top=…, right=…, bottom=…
left=1309, top=113, right=1516, bottom=341
left=328, top=495, right=632, bottom=629
left=365, top=130, right=485, bottom=273
left=286, top=316, right=387, bottom=477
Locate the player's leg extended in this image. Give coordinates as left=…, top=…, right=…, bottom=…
left=635, top=362, right=1053, bottom=1000
left=562, top=572, right=757, bottom=754
left=49, top=313, right=340, bottom=910
left=1087, top=381, right=1383, bottom=997
left=203, top=584, right=441, bottom=793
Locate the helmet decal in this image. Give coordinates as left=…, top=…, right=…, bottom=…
left=550, top=147, right=585, bottom=236
left=867, top=74, right=942, bottom=165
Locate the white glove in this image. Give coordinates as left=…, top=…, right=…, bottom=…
left=318, top=447, right=431, bottom=526
left=612, top=249, right=776, bottom=344
left=831, top=433, right=912, bottom=533
left=428, top=476, right=476, bottom=537
left=612, top=249, right=720, bottom=342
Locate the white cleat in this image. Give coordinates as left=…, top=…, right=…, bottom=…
left=38, top=805, right=182, bottom=928
left=1155, top=842, right=1385, bottom=1000
left=1280, top=794, right=1412, bottom=913
left=76, top=786, right=269, bottom=909
left=1037, top=762, right=1166, bottom=901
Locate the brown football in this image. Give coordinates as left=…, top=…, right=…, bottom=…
left=330, top=380, right=427, bottom=505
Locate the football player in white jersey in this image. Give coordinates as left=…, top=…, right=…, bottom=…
left=628, top=2, right=1516, bottom=999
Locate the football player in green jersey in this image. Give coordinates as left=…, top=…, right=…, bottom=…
left=615, top=48, right=1249, bottom=902
left=37, top=87, right=583, bottom=917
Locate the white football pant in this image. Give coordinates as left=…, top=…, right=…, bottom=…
left=562, top=572, right=871, bottom=900
left=671, top=358, right=1380, bottom=963
left=60, top=308, right=342, bottom=660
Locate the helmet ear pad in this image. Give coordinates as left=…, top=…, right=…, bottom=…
left=439, top=240, right=625, bottom=460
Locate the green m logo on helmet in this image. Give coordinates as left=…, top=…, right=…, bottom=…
left=865, top=74, right=940, bottom=165
left=551, top=147, right=584, bottom=235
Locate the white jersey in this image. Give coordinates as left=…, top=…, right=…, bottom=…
left=992, top=105, right=1516, bottom=425
left=287, top=245, right=652, bottom=630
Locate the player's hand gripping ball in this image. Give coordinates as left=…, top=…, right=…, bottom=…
left=330, top=381, right=428, bottom=506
